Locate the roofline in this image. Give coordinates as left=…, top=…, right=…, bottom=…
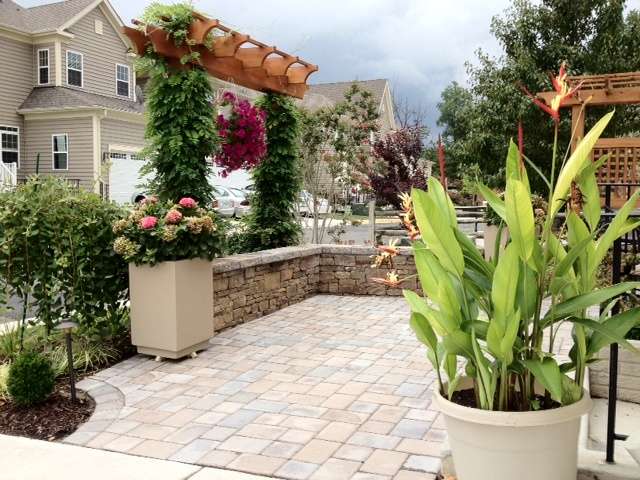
left=57, top=0, right=104, bottom=31
left=0, top=23, right=74, bottom=42
left=18, top=105, right=144, bottom=123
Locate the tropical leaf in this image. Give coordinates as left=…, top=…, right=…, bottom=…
left=491, top=242, right=520, bottom=320
left=549, top=111, right=614, bottom=219
left=412, top=188, right=465, bottom=276
left=571, top=317, right=640, bottom=356
left=588, top=307, right=640, bottom=356
left=427, top=176, right=458, bottom=227
left=594, top=190, right=640, bottom=270
left=543, top=282, right=640, bottom=325
left=576, top=154, right=609, bottom=231
left=505, top=178, right=536, bottom=265
left=477, top=183, right=506, bottom=223
left=523, top=357, right=563, bottom=404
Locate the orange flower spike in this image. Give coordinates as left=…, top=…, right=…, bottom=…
left=377, top=239, right=399, bottom=257
left=371, top=271, right=402, bottom=288
left=522, top=62, right=582, bottom=123
left=399, top=192, right=412, bottom=214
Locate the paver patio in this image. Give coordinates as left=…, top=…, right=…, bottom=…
left=67, top=295, right=444, bottom=479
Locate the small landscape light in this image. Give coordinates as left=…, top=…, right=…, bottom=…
left=55, top=320, right=78, bottom=403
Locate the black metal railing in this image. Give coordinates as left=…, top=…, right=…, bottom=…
left=600, top=182, right=640, bottom=464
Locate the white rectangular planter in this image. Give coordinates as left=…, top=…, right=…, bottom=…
left=129, top=259, right=214, bottom=359
left=589, top=339, right=640, bottom=404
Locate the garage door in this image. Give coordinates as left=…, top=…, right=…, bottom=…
left=108, top=152, right=149, bottom=204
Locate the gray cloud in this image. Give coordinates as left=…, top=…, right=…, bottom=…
left=19, top=0, right=518, bottom=135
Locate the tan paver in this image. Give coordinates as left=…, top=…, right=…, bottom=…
left=310, top=458, right=361, bottom=480
left=227, top=453, right=286, bottom=476
left=77, top=296, right=444, bottom=478
left=316, top=422, right=358, bottom=442
left=361, top=450, right=409, bottom=476
left=294, top=439, right=341, bottom=464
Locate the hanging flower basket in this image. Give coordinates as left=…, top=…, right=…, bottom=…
left=215, top=91, right=267, bottom=177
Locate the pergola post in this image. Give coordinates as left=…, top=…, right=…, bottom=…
left=570, top=105, right=584, bottom=153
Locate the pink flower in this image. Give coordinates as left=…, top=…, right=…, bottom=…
left=139, top=216, right=158, bottom=229
left=179, top=197, right=197, bottom=209
left=165, top=209, right=183, bottom=224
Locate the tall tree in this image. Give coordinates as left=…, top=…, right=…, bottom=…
left=439, top=0, right=640, bottom=191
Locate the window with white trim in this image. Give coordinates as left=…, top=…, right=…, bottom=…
left=0, top=126, right=19, bottom=165
left=67, top=51, right=83, bottom=87
left=52, top=134, right=68, bottom=170
left=116, top=64, right=130, bottom=97
left=38, top=49, right=49, bottom=85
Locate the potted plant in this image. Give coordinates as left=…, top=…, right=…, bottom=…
left=113, top=197, right=225, bottom=359
left=374, top=64, right=640, bottom=480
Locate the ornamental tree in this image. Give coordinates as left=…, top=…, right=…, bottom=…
left=369, top=127, right=427, bottom=208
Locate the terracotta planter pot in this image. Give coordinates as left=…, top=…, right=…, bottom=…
left=434, top=377, right=592, bottom=480
left=589, top=339, right=640, bottom=404
left=129, top=259, right=213, bottom=359
left=483, top=225, right=509, bottom=261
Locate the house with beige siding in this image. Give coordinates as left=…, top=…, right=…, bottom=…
left=0, top=0, right=144, bottom=195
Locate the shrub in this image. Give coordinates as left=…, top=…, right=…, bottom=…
left=243, top=93, right=302, bottom=251
left=0, top=177, right=129, bottom=334
left=113, top=196, right=225, bottom=265
left=7, top=352, right=55, bottom=406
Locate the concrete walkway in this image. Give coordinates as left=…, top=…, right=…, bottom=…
left=64, top=296, right=441, bottom=480
left=0, top=434, right=269, bottom=480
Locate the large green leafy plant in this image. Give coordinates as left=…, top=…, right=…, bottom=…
left=385, top=69, right=640, bottom=411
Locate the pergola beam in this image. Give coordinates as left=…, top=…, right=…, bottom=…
left=123, top=12, right=317, bottom=99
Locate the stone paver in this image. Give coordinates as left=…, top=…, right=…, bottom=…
left=71, top=296, right=444, bottom=479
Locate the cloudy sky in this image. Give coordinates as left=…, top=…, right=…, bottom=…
left=18, top=0, right=640, bottom=135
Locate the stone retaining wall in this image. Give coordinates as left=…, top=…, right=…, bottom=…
left=212, top=245, right=416, bottom=331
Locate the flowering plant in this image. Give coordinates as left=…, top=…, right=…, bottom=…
left=215, top=91, right=267, bottom=177
left=113, top=197, right=225, bottom=265
left=372, top=65, right=640, bottom=412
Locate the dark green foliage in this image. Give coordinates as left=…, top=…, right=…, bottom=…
left=143, top=67, right=217, bottom=204
left=0, top=177, right=129, bottom=334
left=243, top=93, right=302, bottom=251
left=7, top=352, right=55, bottom=406
left=439, top=0, right=640, bottom=191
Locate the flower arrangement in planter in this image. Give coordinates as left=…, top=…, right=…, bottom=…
left=113, top=198, right=225, bottom=359
left=215, top=91, right=267, bottom=177
left=373, top=64, right=640, bottom=480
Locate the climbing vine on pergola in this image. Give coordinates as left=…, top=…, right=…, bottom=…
left=123, top=10, right=318, bottom=98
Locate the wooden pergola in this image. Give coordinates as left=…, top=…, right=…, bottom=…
left=538, top=72, right=640, bottom=207
left=123, top=11, right=318, bottom=99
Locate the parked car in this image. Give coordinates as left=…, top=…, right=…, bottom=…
left=298, top=190, right=331, bottom=216
left=212, top=186, right=250, bottom=217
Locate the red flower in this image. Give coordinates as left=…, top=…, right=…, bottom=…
left=179, top=197, right=197, bottom=209
left=165, top=209, right=183, bottom=224
left=139, top=216, right=158, bottom=229
left=522, top=62, right=582, bottom=123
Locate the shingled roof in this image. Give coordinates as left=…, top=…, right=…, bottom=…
left=0, top=0, right=97, bottom=34
left=19, top=86, right=144, bottom=114
left=302, top=79, right=388, bottom=110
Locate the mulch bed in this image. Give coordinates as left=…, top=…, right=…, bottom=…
left=0, top=380, right=95, bottom=441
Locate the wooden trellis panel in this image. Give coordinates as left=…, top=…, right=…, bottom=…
left=593, top=138, right=640, bottom=208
